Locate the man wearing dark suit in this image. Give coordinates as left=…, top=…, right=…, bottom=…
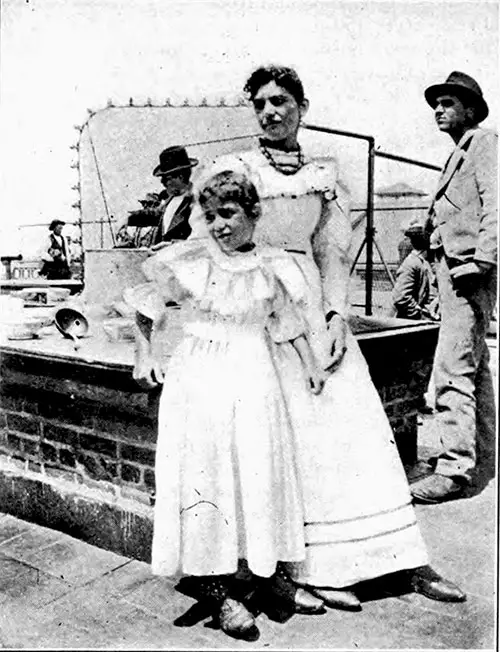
left=115, top=146, right=198, bottom=248
left=150, top=146, right=198, bottom=246
left=411, top=72, right=498, bottom=504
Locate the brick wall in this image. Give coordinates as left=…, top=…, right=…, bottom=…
left=0, top=323, right=438, bottom=559
left=0, top=351, right=159, bottom=498
left=359, top=325, right=438, bottom=466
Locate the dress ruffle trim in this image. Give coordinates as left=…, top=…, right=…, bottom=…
left=123, top=239, right=310, bottom=324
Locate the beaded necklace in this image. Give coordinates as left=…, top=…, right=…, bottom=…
left=259, top=140, right=305, bottom=175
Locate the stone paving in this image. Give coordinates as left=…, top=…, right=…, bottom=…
left=0, top=474, right=496, bottom=649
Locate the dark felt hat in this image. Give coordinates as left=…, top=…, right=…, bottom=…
left=49, top=220, right=66, bottom=231
left=425, top=71, right=489, bottom=123
left=404, top=218, right=426, bottom=237
left=153, top=146, right=198, bottom=177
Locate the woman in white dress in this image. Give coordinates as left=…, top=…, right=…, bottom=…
left=189, top=65, right=466, bottom=610
left=126, top=170, right=328, bottom=640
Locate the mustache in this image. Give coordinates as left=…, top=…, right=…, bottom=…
left=262, top=118, right=282, bottom=127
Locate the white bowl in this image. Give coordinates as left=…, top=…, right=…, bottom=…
left=6, top=318, right=45, bottom=340
left=102, top=318, right=136, bottom=343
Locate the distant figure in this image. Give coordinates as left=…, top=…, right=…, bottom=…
left=115, top=146, right=198, bottom=248
left=392, top=219, right=439, bottom=320
left=39, top=220, right=72, bottom=280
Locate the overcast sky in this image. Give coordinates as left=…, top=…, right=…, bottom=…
left=0, top=0, right=498, bottom=254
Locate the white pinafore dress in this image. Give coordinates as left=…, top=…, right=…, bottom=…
left=125, top=239, right=310, bottom=578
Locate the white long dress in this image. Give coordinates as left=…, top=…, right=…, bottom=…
left=124, top=238, right=308, bottom=579
left=191, top=148, right=429, bottom=588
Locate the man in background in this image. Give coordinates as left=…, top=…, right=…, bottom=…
left=392, top=218, right=439, bottom=321
left=411, top=72, right=497, bottom=504
left=39, top=220, right=72, bottom=280
left=116, top=146, right=198, bottom=248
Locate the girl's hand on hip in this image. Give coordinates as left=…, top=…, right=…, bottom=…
left=324, top=314, right=347, bottom=374
left=133, top=357, right=165, bottom=389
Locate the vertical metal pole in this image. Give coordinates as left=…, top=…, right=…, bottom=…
left=365, top=137, right=375, bottom=315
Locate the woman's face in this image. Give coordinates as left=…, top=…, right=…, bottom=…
left=251, top=81, right=308, bottom=148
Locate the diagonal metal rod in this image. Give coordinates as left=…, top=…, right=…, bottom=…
left=373, top=238, right=396, bottom=287
left=375, top=150, right=441, bottom=172
left=87, top=127, right=116, bottom=247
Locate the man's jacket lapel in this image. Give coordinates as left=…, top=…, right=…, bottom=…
left=433, top=130, right=476, bottom=201
left=165, top=195, right=193, bottom=237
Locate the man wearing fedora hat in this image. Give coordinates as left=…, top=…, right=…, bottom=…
left=410, top=72, right=498, bottom=504
left=392, top=218, right=439, bottom=321
left=116, top=146, right=198, bottom=249
left=150, top=145, right=198, bottom=246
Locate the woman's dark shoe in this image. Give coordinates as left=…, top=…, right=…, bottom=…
left=308, top=587, right=362, bottom=611
left=294, top=588, right=327, bottom=614
left=219, top=597, right=260, bottom=642
left=409, top=566, right=467, bottom=602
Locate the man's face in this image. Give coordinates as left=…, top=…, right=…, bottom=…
left=53, top=224, right=63, bottom=236
left=434, top=94, right=473, bottom=134
left=160, top=171, right=189, bottom=196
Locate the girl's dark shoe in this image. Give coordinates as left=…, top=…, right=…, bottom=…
left=270, top=565, right=326, bottom=617
left=219, top=597, right=260, bottom=642
left=174, top=600, right=214, bottom=627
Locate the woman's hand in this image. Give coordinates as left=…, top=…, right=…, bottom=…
left=324, top=313, right=347, bottom=374
left=307, top=366, right=326, bottom=395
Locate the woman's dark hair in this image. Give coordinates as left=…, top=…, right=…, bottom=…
left=244, top=65, right=305, bottom=104
left=198, top=171, right=261, bottom=221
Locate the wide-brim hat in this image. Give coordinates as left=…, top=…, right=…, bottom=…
left=49, top=219, right=66, bottom=231
left=425, top=71, right=488, bottom=123
left=153, top=145, right=198, bottom=177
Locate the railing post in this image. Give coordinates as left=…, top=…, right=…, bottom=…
left=365, top=137, right=375, bottom=316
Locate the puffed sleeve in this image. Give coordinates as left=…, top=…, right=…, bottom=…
left=311, top=162, right=353, bottom=319
left=123, top=282, right=167, bottom=321
left=122, top=241, right=198, bottom=320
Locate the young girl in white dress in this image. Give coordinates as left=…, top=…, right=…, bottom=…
left=124, top=170, right=325, bottom=641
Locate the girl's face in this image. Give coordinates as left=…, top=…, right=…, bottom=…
left=251, top=81, right=309, bottom=148
left=204, top=200, right=256, bottom=254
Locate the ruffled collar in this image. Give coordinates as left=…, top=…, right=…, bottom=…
left=205, top=236, right=264, bottom=273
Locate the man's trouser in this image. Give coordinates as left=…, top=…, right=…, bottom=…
left=432, top=253, right=497, bottom=483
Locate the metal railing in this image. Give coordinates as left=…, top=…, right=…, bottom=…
left=303, top=123, right=441, bottom=315
left=16, top=120, right=442, bottom=314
